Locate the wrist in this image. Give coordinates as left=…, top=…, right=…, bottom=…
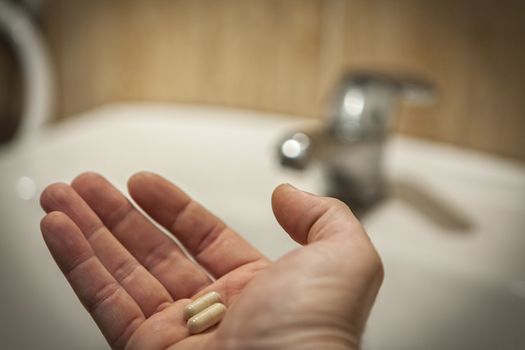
left=215, top=325, right=359, bottom=350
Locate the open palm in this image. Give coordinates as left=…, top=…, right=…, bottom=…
left=40, top=172, right=383, bottom=349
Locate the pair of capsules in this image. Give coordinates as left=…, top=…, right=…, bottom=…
left=184, top=291, right=227, bottom=334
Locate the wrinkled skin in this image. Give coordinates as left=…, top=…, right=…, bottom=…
left=40, top=172, right=383, bottom=350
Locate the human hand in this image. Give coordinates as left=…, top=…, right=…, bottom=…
left=40, top=172, right=383, bottom=349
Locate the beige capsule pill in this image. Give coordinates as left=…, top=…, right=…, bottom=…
left=187, top=302, right=227, bottom=334
left=183, top=291, right=222, bottom=320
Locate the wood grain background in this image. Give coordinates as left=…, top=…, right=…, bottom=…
left=37, top=0, right=525, bottom=159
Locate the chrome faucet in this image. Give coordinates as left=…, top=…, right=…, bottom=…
left=277, top=72, right=435, bottom=215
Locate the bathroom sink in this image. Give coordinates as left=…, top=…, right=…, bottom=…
left=0, top=103, right=524, bottom=349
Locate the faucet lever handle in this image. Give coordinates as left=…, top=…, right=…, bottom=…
left=335, top=71, right=435, bottom=104
left=397, top=76, right=436, bottom=105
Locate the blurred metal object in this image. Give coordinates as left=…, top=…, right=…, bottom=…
left=277, top=72, right=435, bottom=214
left=0, top=0, right=55, bottom=141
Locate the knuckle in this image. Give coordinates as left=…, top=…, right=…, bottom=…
left=368, top=248, right=385, bottom=283
left=325, top=197, right=347, bottom=209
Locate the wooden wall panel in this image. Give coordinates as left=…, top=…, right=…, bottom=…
left=45, top=0, right=325, bottom=118
left=338, top=0, right=525, bottom=158
left=42, top=0, right=525, bottom=160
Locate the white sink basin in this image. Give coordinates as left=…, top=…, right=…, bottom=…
left=1, top=103, right=524, bottom=349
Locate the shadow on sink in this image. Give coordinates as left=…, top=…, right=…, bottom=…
left=386, top=179, right=473, bottom=232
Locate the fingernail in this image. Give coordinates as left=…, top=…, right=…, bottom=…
left=285, top=183, right=318, bottom=197
left=285, top=183, right=298, bottom=190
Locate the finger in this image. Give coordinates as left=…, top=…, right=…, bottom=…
left=41, top=212, right=145, bottom=349
left=271, top=183, right=384, bottom=295
left=128, top=172, right=268, bottom=278
left=40, top=183, right=173, bottom=317
left=272, top=184, right=384, bottom=337
left=271, top=184, right=369, bottom=245
left=71, top=172, right=211, bottom=299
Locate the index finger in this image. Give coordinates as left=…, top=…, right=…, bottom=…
left=128, top=172, right=268, bottom=278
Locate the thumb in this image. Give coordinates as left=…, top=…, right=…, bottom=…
left=271, top=183, right=369, bottom=245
